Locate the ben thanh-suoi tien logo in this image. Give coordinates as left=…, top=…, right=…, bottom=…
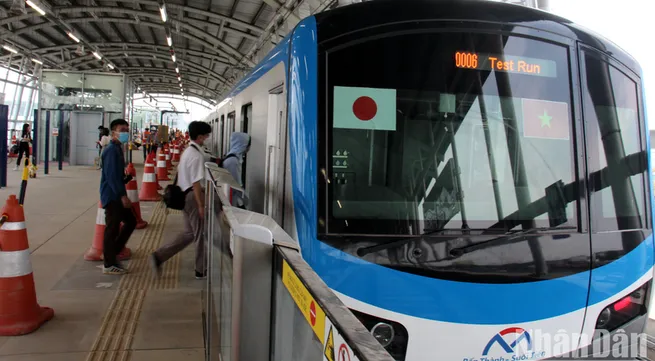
left=463, top=327, right=546, bottom=361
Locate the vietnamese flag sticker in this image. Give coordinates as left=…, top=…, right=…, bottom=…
left=521, top=98, right=570, bottom=140
left=333, top=86, right=397, bottom=131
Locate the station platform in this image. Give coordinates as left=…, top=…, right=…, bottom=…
left=0, top=156, right=205, bottom=361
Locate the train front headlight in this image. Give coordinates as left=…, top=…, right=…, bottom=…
left=595, top=281, right=650, bottom=332
left=371, top=322, right=395, bottom=348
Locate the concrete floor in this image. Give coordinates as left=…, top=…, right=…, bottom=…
left=0, top=154, right=205, bottom=361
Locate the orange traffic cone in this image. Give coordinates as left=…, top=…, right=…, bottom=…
left=147, top=153, right=163, bottom=190
left=126, top=164, right=148, bottom=229
left=165, top=144, right=173, bottom=170
left=84, top=202, right=132, bottom=261
left=0, top=195, right=54, bottom=336
left=172, top=142, right=181, bottom=162
left=156, top=149, right=170, bottom=181
left=140, top=154, right=162, bottom=201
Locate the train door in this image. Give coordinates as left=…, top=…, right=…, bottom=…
left=264, top=84, right=286, bottom=224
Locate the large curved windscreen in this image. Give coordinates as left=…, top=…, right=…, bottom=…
left=324, top=32, right=577, bottom=235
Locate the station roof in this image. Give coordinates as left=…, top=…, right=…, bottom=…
left=0, top=0, right=336, bottom=104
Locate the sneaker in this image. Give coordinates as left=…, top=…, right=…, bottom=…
left=103, top=264, right=129, bottom=275
left=149, top=253, right=161, bottom=277
left=195, top=271, right=206, bottom=280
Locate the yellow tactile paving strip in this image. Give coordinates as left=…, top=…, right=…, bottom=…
left=85, top=199, right=184, bottom=361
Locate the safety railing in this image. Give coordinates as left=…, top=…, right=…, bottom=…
left=203, top=163, right=394, bottom=361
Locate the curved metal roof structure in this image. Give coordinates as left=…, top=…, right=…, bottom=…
left=0, top=0, right=337, bottom=103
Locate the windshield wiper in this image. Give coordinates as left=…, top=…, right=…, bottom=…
left=447, top=226, right=576, bottom=259
left=356, top=227, right=485, bottom=257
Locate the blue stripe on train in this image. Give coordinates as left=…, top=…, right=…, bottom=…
left=287, top=16, right=655, bottom=324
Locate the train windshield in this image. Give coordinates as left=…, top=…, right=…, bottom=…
left=324, top=32, right=578, bottom=235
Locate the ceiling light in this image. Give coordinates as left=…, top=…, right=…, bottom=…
left=137, top=86, right=140, bottom=91
left=171, top=54, right=176, bottom=62
left=159, top=4, right=167, bottom=22
left=26, top=0, right=46, bottom=15
left=179, top=83, right=182, bottom=87
left=93, top=52, right=101, bottom=60
left=31, top=58, right=43, bottom=65
left=177, top=76, right=181, bottom=81
left=166, top=36, right=172, bottom=47
left=175, top=67, right=179, bottom=73
left=2, top=45, right=18, bottom=54
left=67, top=32, right=81, bottom=43
left=107, top=63, right=114, bottom=70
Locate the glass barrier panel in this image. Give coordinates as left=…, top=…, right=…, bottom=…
left=83, top=74, right=124, bottom=113
left=41, top=71, right=84, bottom=110
left=270, top=249, right=324, bottom=361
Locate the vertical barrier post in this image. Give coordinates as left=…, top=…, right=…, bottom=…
left=32, top=108, right=39, bottom=165
left=58, top=110, right=63, bottom=171
left=0, top=104, right=8, bottom=188
left=44, top=110, right=50, bottom=175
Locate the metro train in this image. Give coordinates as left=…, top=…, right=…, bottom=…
left=202, top=0, right=654, bottom=360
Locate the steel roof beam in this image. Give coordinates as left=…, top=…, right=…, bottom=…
left=12, top=42, right=231, bottom=65
left=136, top=85, right=213, bottom=102
left=3, top=16, right=250, bottom=65
left=0, top=5, right=263, bottom=38
left=133, top=95, right=212, bottom=109
left=75, top=54, right=228, bottom=83
left=126, top=73, right=218, bottom=96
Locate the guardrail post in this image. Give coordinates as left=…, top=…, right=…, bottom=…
left=32, top=109, right=38, bottom=165
left=0, top=105, right=7, bottom=188
left=44, top=111, right=49, bottom=175
left=57, top=110, right=63, bottom=171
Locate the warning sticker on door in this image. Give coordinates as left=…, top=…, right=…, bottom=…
left=282, top=260, right=326, bottom=343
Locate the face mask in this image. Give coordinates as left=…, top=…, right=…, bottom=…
left=118, top=132, right=129, bottom=143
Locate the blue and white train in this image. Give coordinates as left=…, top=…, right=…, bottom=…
left=203, top=0, right=654, bottom=359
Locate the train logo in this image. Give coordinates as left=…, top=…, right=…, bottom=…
left=482, top=327, right=532, bottom=356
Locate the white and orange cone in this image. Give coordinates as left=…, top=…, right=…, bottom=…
left=84, top=202, right=132, bottom=262
left=126, top=163, right=148, bottom=229
left=156, top=149, right=170, bottom=181
left=0, top=195, right=54, bottom=336
left=140, top=153, right=162, bottom=201
left=172, top=142, right=181, bottom=162
left=164, top=144, right=173, bottom=170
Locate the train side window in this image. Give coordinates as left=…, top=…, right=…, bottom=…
left=219, top=115, right=225, bottom=155
left=582, top=50, right=647, bottom=232
left=241, top=103, right=252, bottom=133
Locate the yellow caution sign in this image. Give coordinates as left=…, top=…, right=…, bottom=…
left=282, top=260, right=326, bottom=343
left=324, top=326, right=335, bottom=361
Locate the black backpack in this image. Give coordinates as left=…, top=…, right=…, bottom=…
left=163, top=144, right=201, bottom=210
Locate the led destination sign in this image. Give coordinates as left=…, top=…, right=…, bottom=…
left=455, top=52, right=557, bottom=78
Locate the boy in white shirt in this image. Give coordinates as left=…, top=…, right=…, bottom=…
left=149, top=121, right=211, bottom=279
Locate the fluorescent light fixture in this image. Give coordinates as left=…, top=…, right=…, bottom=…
left=31, top=58, right=43, bottom=65
left=26, top=0, right=46, bottom=15
left=166, top=36, right=172, bottom=47
left=107, top=64, right=114, bottom=70
left=137, top=86, right=140, bottom=91
left=93, top=52, right=101, bottom=60
left=159, top=5, right=167, bottom=22
left=179, top=83, right=182, bottom=88
left=175, top=67, right=179, bottom=73
left=2, top=45, right=18, bottom=54
left=171, top=54, right=176, bottom=62
left=177, top=76, right=181, bottom=81
left=67, top=32, right=80, bottom=43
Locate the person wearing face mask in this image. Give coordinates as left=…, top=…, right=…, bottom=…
left=221, top=132, right=251, bottom=209
left=100, top=119, right=137, bottom=275
left=150, top=121, right=212, bottom=280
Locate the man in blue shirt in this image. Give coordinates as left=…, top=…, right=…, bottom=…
left=100, top=119, right=137, bottom=275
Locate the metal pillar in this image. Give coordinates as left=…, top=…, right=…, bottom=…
left=0, top=105, right=8, bottom=187
left=58, top=110, right=63, bottom=171
left=32, top=108, right=38, bottom=165
left=44, top=110, right=50, bottom=175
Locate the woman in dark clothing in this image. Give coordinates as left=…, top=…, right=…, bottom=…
left=14, top=123, right=31, bottom=170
